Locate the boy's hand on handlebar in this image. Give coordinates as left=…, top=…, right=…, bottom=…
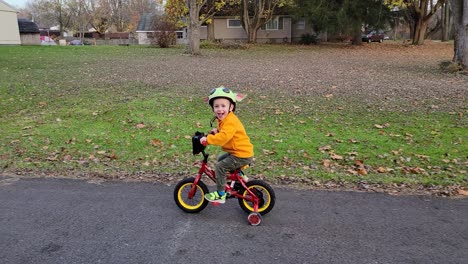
left=200, top=136, right=207, bottom=146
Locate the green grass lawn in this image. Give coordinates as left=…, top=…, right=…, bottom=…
left=0, top=45, right=466, bottom=191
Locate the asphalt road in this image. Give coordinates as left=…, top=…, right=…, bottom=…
left=1, top=176, right=467, bottom=264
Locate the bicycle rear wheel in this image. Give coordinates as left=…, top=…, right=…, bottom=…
left=238, top=180, right=275, bottom=216
left=174, top=177, right=209, bottom=213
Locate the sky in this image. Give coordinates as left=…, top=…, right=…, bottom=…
left=5, top=0, right=28, bottom=9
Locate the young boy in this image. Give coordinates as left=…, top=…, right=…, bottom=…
left=200, top=86, right=254, bottom=203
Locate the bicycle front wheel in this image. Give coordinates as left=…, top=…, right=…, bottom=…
left=238, top=180, right=275, bottom=216
left=174, top=177, right=209, bottom=213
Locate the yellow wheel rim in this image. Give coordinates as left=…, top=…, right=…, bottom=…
left=242, top=185, right=271, bottom=213
left=177, top=183, right=205, bottom=210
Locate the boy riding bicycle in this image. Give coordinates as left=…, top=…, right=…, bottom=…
left=199, top=86, right=254, bottom=204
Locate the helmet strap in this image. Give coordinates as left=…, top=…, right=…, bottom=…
left=210, top=116, right=217, bottom=128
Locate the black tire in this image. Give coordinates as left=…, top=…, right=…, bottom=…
left=174, top=177, right=209, bottom=213
left=238, top=180, right=275, bottom=216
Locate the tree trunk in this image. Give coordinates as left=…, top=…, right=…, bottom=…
left=206, top=0, right=215, bottom=41
left=451, top=0, right=468, bottom=69
left=187, top=0, right=201, bottom=55
left=441, top=1, right=451, bottom=41
left=411, top=0, right=446, bottom=45
left=248, top=29, right=257, bottom=43
left=207, top=23, right=215, bottom=41
left=414, top=19, right=429, bottom=44
left=241, top=0, right=272, bottom=44
left=241, top=0, right=256, bottom=43
left=351, top=25, right=362, bottom=45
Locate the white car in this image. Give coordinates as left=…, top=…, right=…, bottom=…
left=41, top=40, right=57, bottom=45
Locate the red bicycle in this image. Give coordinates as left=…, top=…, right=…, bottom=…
left=173, top=132, right=275, bottom=225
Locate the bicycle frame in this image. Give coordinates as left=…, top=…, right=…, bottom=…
left=188, top=150, right=260, bottom=212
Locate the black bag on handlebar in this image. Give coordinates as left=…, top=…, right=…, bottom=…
left=192, top=131, right=205, bottom=155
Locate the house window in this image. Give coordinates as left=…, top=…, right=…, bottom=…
left=261, top=17, right=284, bottom=30
left=296, top=19, right=305, bottom=30
left=227, top=19, right=242, bottom=28
left=176, top=31, right=184, bottom=39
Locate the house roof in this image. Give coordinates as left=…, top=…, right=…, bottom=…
left=18, top=19, right=39, bottom=33
left=0, top=0, right=17, bottom=12
left=136, top=13, right=153, bottom=32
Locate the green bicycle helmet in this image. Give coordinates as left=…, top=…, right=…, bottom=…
left=208, top=86, right=239, bottom=111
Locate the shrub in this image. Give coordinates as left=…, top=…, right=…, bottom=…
left=151, top=14, right=177, bottom=48
left=299, top=34, right=318, bottom=45
left=153, top=31, right=176, bottom=48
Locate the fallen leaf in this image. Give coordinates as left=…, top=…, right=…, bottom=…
left=415, top=154, right=429, bottom=160
left=318, top=145, right=332, bottom=153
left=357, top=168, right=368, bottom=175
left=262, top=149, right=276, bottom=155
left=330, top=153, right=343, bottom=160
left=377, top=167, right=387, bottom=173
left=150, top=139, right=162, bottom=146
left=136, top=123, right=145, bottom=129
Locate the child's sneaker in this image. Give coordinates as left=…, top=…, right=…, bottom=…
left=205, top=191, right=226, bottom=203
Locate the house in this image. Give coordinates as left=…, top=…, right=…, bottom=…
left=214, top=16, right=291, bottom=43
left=214, top=16, right=320, bottom=43
left=0, top=0, right=20, bottom=45
left=135, top=13, right=187, bottom=45
left=136, top=14, right=317, bottom=45
left=18, top=18, right=40, bottom=45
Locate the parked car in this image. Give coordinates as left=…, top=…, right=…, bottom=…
left=69, top=39, right=91, bottom=45
left=41, top=40, right=57, bottom=46
left=362, top=31, right=385, bottom=43
left=40, top=36, right=57, bottom=46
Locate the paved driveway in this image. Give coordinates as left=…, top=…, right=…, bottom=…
left=1, top=177, right=467, bottom=264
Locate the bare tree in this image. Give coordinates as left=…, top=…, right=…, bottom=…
left=68, top=0, right=92, bottom=42
left=240, top=0, right=290, bottom=43
left=450, top=0, right=468, bottom=69
left=28, top=0, right=72, bottom=35
left=404, top=0, right=446, bottom=44
left=166, top=0, right=227, bottom=55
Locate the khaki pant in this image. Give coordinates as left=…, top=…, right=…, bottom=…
left=215, top=153, right=253, bottom=192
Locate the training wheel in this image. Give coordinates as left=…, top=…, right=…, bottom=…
left=247, top=212, right=262, bottom=226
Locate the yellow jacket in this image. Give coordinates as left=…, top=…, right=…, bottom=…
left=207, top=112, right=254, bottom=158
